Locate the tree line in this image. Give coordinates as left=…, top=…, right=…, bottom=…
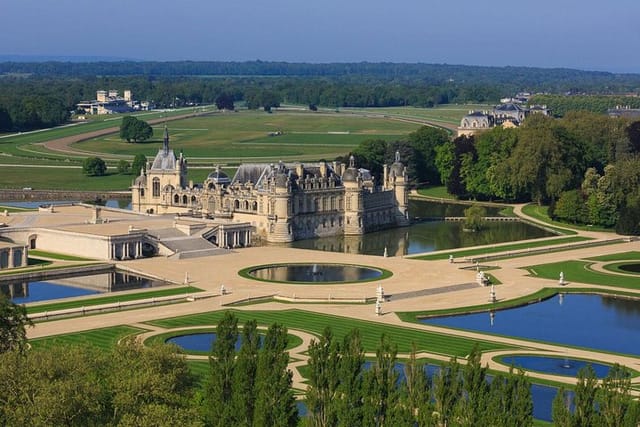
left=354, top=113, right=640, bottom=234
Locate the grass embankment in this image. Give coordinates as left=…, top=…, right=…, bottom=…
left=29, top=325, right=145, bottom=350
left=0, top=205, right=36, bottom=213
left=586, top=251, right=640, bottom=262
left=145, top=309, right=516, bottom=357
left=415, top=186, right=455, bottom=200
left=523, top=260, right=640, bottom=289
left=410, top=236, right=592, bottom=261
left=521, top=204, right=614, bottom=233
left=28, top=250, right=94, bottom=261
left=26, top=286, right=204, bottom=315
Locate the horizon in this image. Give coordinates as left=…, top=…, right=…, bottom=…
left=2, top=0, right=639, bottom=74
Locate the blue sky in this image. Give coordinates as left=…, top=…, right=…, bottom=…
left=2, top=0, right=639, bottom=72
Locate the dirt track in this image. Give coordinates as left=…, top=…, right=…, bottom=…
left=40, top=111, right=214, bottom=158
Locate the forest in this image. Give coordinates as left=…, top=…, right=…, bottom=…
left=2, top=60, right=640, bottom=131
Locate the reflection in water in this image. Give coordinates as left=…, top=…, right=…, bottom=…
left=249, top=264, right=382, bottom=283
left=0, top=271, right=166, bottom=304
left=287, top=219, right=553, bottom=256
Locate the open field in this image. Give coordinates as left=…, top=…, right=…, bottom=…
left=344, top=104, right=493, bottom=126
left=72, top=111, right=421, bottom=160
left=523, top=260, right=640, bottom=289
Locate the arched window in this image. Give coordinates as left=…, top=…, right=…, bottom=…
left=182, top=195, right=188, bottom=204
left=252, top=201, right=258, bottom=211
left=152, top=178, right=160, bottom=197
left=234, top=200, right=240, bottom=209
left=244, top=201, right=249, bottom=210
left=191, top=196, right=197, bottom=204
left=174, top=194, right=179, bottom=204
left=140, top=188, right=145, bottom=197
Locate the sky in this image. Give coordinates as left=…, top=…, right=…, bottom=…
left=2, top=0, right=639, bottom=73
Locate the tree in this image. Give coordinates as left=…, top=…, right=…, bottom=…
left=335, top=330, right=365, bottom=427
left=132, top=153, right=147, bottom=176
left=306, top=328, right=340, bottom=427
left=464, top=204, right=486, bottom=232
left=0, top=294, right=32, bottom=354
left=117, top=159, right=131, bottom=174
left=408, top=125, right=450, bottom=185
left=215, top=93, right=235, bottom=111
left=230, top=319, right=260, bottom=426
left=204, top=311, right=239, bottom=426
left=120, top=116, right=153, bottom=143
left=82, top=156, right=106, bottom=176
left=253, top=323, right=298, bottom=427
left=352, top=139, right=388, bottom=181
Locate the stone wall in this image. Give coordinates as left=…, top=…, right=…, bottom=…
left=0, top=189, right=130, bottom=202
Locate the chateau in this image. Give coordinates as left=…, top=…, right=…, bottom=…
left=131, top=128, right=410, bottom=243
left=457, top=102, right=550, bottom=137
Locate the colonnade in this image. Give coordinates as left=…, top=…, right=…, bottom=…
left=220, top=228, right=251, bottom=248
left=0, top=246, right=28, bottom=270
left=109, top=240, right=143, bottom=260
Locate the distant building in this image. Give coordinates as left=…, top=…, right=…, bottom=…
left=608, top=106, right=640, bottom=119
left=131, top=128, right=410, bottom=243
left=76, top=89, right=152, bottom=115
left=458, top=102, right=550, bottom=137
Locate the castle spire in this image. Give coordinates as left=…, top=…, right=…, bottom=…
left=163, top=125, right=169, bottom=154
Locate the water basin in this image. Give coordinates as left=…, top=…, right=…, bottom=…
left=246, top=263, right=384, bottom=283
left=498, top=355, right=612, bottom=378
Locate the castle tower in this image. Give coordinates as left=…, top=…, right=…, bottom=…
left=132, top=126, right=188, bottom=214
left=342, top=155, right=364, bottom=235
left=387, top=151, right=410, bottom=227
left=269, top=163, right=294, bottom=242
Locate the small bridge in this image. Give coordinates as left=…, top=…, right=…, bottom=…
left=415, top=216, right=520, bottom=222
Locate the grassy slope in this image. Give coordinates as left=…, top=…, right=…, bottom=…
left=145, top=309, right=515, bottom=357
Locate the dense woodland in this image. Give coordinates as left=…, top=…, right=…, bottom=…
left=1, top=306, right=638, bottom=426
left=359, top=113, right=640, bottom=234
left=2, top=60, right=640, bottom=131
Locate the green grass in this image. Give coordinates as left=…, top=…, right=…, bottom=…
left=29, top=325, right=145, bottom=350
left=26, top=286, right=204, bottom=315
left=523, top=260, right=640, bottom=289
left=586, top=251, right=640, bottom=262
left=0, top=204, right=36, bottom=213
left=0, top=166, right=213, bottom=191
left=410, top=236, right=592, bottom=261
left=73, top=111, right=419, bottom=160
left=144, top=328, right=304, bottom=355
left=600, top=262, right=640, bottom=275
left=145, top=309, right=516, bottom=357
left=521, top=204, right=612, bottom=233
left=415, top=186, right=455, bottom=199
left=29, top=250, right=94, bottom=261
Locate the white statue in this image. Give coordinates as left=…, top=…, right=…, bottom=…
left=559, top=271, right=565, bottom=285
left=375, top=300, right=382, bottom=316
left=489, top=285, right=496, bottom=303
left=220, top=284, right=226, bottom=295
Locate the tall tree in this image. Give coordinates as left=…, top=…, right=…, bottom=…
left=120, top=116, right=153, bottom=143
left=132, top=153, right=147, bottom=176
left=0, top=294, right=32, bottom=354
left=204, top=311, right=239, bottom=426
left=82, top=156, right=107, bottom=176
left=408, top=125, right=450, bottom=185
left=253, top=323, right=298, bottom=427
left=306, top=327, right=340, bottom=427
left=335, top=329, right=365, bottom=427
left=231, top=319, right=261, bottom=426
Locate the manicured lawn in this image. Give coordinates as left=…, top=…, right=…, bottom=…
left=586, top=251, right=640, bottom=262
left=145, top=309, right=516, bottom=357
left=29, top=250, right=94, bottom=261
left=73, top=111, right=419, bottom=161
left=26, top=286, right=204, bottom=315
left=415, top=186, right=455, bottom=199
left=410, top=236, right=592, bottom=261
left=0, top=204, right=36, bottom=213
left=29, top=325, right=145, bottom=350
left=523, top=260, right=640, bottom=289
left=0, top=166, right=213, bottom=190
left=521, top=204, right=612, bottom=233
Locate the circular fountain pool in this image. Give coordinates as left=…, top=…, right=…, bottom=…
left=243, top=263, right=387, bottom=284
left=618, top=263, right=640, bottom=274
left=498, top=355, right=612, bottom=378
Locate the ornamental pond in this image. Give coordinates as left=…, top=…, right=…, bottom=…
left=420, top=293, right=640, bottom=356
left=1, top=270, right=168, bottom=304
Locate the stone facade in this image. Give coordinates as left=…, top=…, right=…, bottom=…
left=131, top=128, right=410, bottom=243
left=0, top=238, right=28, bottom=270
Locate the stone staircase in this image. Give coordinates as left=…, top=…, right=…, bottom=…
left=147, top=228, right=229, bottom=259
